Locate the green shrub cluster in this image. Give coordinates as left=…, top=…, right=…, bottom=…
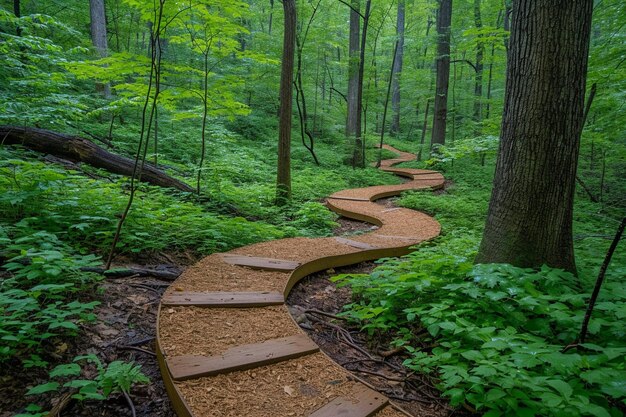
left=0, top=226, right=101, bottom=364
left=335, top=159, right=625, bottom=417
left=336, top=256, right=625, bottom=416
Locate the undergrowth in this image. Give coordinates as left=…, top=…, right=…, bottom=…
left=335, top=157, right=626, bottom=417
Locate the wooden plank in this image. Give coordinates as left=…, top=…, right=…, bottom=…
left=167, top=335, right=319, bottom=381
left=308, top=383, right=388, bottom=417
left=161, top=291, right=284, bottom=307
left=327, top=196, right=371, bottom=202
left=220, top=254, right=300, bottom=271
left=373, top=234, right=421, bottom=241
left=334, top=237, right=378, bottom=250
left=412, top=172, right=441, bottom=176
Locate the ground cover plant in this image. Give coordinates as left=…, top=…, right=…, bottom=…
left=334, top=155, right=626, bottom=417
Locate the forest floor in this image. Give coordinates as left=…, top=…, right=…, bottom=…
left=2, top=206, right=463, bottom=417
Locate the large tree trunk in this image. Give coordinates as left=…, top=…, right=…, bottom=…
left=430, top=0, right=452, bottom=147
left=276, top=0, right=296, bottom=205
left=475, top=0, right=593, bottom=273
left=0, top=126, right=193, bottom=192
left=90, top=0, right=111, bottom=98
left=390, top=0, right=405, bottom=136
left=346, top=0, right=360, bottom=166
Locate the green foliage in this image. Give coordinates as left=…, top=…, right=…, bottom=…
left=0, top=8, right=90, bottom=126
left=425, top=135, right=500, bottom=168
left=18, top=355, right=149, bottom=416
left=0, top=226, right=100, bottom=363
left=336, top=259, right=626, bottom=416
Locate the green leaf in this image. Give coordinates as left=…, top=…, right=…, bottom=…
left=50, top=363, right=81, bottom=378
left=486, top=388, right=507, bottom=401
left=545, top=379, right=573, bottom=399
left=26, top=381, right=60, bottom=395
left=460, top=350, right=484, bottom=361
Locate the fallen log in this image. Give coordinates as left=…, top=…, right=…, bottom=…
left=0, top=125, right=194, bottom=192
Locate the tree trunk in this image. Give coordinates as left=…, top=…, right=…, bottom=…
left=276, top=0, right=296, bottom=205
left=475, top=0, right=593, bottom=273
left=430, top=0, right=452, bottom=147
left=0, top=126, right=193, bottom=192
left=13, top=0, right=21, bottom=36
left=417, top=99, right=431, bottom=161
left=269, top=0, right=274, bottom=35
left=377, top=41, right=399, bottom=167
left=473, top=0, right=484, bottom=124
left=346, top=0, right=360, bottom=166
left=90, top=0, right=111, bottom=98
left=390, top=0, right=405, bottom=136
left=354, top=0, right=371, bottom=168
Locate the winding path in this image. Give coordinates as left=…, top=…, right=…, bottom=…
left=156, top=145, right=445, bottom=417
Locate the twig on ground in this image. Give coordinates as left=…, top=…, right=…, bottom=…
left=348, top=367, right=406, bottom=382
left=123, top=391, right=137, bottom=417
left=46, top=392, right=73, bottom=417
left=341, top=357, right=404, bottom=373
left=304, top=309, right=348, bottom=321
left=118, top=345, right=156, bottom=357
left=127, top=337, right=155, bottom=346
left=128, top=283, right=162, bottom=295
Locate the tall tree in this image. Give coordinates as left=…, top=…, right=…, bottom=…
left=390, top=0, right=405, bottom=135
left=475, top=0, right=594, bottom=273
left=354, top=0, right=371, bottom=167
left=346, top=0, right=360, bottom=166
left=13, top=0, right=21, bottom=36
left=473, top=0, right=484, bottom=123
left=276, top=0, right=296, bottom=205
left=89, top=0, right=111, bottom=98
left=430, top=0, right=452, bottom=147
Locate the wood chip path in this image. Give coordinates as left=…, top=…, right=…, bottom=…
left=157, top=145, right=445, bottom=417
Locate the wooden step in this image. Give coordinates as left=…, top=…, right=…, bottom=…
left=334, top=237, right=378, bottom=250
left=167, top=334, right=319, bottom=381
left=220, top=254, right=300, bottom=271
left=327, top=196, right=371, bottom=202
left=308, top=383, right=388, bottom=417
left=161, top=291, right=284, bottom=307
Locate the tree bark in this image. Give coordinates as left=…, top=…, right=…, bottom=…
left=430, top=0, right=452, bottom=147
left=473, top=0, right=484, bottom=124
left=354, top=0, right=371, bottom=168
left=475, top=0, right=594, bottom=273
left=0, top=126, right=193, bottom=192
left=90, top=0, right=112, bottom=98
left=276, top=0, right=296, bottom=205
left=390, top=0, right=405, bottom=135
left=346, top=0, right=360, bottom=166
left=13, top=0, right=21, bottom=36
left=269, top=0, right=274, bottom=35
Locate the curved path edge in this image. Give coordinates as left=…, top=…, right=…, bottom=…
left=156, top=145, right=445, bottom=417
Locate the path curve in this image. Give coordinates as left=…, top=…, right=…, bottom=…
left=156, top=145, right=444, bottom=417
